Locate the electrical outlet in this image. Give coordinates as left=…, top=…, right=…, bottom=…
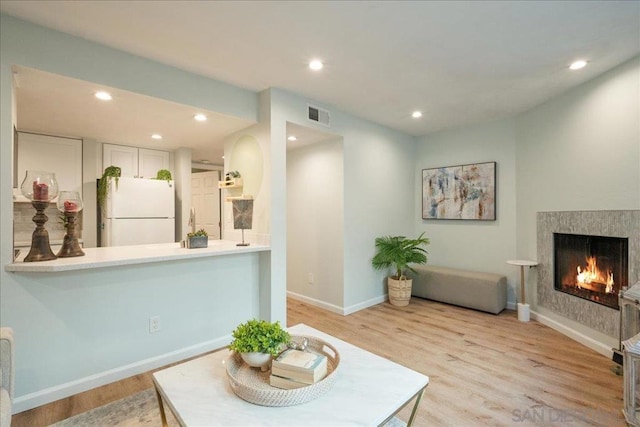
left=149, top=316, right=161, bottom=333
left=308, top=273, right=314, bottom=285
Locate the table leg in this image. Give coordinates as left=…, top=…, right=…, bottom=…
left=155, top=386, right=169, bottom=427
left=520, top=266, right=525, bottom=304
left=407, top=387, right=426, bottom=426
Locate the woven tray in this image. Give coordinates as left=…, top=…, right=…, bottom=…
left=226, top=335, right=340, bottom=407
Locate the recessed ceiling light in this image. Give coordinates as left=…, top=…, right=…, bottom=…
left=309, top=60, right=323, bottom=71
left=194, top=114, right=207, bottom=121
left=95, top=91, right=112, bottom=101
left=287, top=136, right=297, bottom=141
left=412, top=111, right=423, bottom=118
left=569, top=60, right=587, bottom=70
left=151, top=134, right=162, bottom=140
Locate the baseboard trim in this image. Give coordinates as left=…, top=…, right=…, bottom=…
left=13, top=335, right=232, bottom=414
left=343, top=295, right=387, bottom=315
left=506, top=301, right=516, bottom=311
left=531, top=310, right=613, bottom=358
left=286, top=291, right=386, bottom=316
left=286, top=291, right=344, bottom=314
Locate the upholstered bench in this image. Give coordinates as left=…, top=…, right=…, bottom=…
left=410, top=265, right=507, bottom=314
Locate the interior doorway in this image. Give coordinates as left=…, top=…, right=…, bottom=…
left=191, top=170, right=221, bottom=239
left=286, top=122, right=345, bottom=310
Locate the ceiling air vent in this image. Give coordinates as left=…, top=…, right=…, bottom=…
left=307, top=104, right=330, bottom=127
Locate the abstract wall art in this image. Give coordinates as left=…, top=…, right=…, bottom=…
left=422, top=161, right=496, bottom=220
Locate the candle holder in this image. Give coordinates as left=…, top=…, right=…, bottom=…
left=57, top=191, right=85, bottom=257
left=20, top=170, right=59, bottom=262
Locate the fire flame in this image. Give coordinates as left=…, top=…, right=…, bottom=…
left=576, top=256, right=614, bottom=293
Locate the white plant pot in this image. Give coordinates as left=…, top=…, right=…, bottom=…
left=240, top=352, right=271, bottom=370
left=517, top=303, right=530, bottom=322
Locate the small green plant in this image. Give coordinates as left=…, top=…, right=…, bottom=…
left=225, top=170, right=241, bottom=180
left=156, top=169, right=172, bottom=181
left=97, top=166, right=122, bottom=208
left=371, top=233, right=430, bottom=279
left=58, top=213, right=69, bottom=227
left=187, top=228, right=208, bottom=238
left=228, top=319, right=291, bottom=356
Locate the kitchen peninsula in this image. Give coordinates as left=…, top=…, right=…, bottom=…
left=6, top=241, right=270, bottom=272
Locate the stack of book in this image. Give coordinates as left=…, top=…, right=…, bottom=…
left=269, top=348, right=328, bottom=389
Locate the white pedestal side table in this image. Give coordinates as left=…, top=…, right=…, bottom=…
left=507, top=259, right=538, bottom=322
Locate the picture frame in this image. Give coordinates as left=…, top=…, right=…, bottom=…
left=422, top=161, right=496, bottom=220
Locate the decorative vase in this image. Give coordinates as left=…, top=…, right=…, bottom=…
left=388, top=277, right=412, bottom=306
left=240, top=352, right=271, bottom=371
left=56, top=191, right=85, bottom=257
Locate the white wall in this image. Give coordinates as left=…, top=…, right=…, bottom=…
left=414, top=120, right=519, bottom=304
left=414, top=56, right=639, bottom=350
left=287, top=137, right=344, bottom=310
left=0, top=14, right=268, bottom=411
left=270, top=88, right=416, bottom=313
left=174, top=147, right=192, bottom=241
left=221, top=121, right=271, bottom=245
left=516, top=56, right=640, bottom=313
left=516, top=55, right=640, bottom=276
left=80, top=139, right=100, bottom=248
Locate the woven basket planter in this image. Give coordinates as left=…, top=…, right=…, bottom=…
left=226, top=335, right=340, bottom=406
left=388, top=277, right=412, bottom=306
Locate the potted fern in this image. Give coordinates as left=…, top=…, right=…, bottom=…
left=228, top=319, right=291, bottom=370
left=371, top=233, right=429, bottom=306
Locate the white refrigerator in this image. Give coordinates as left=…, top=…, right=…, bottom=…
left=101, top=177, right=175, bottom=247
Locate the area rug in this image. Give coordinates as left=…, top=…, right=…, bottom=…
left=50, top=389, right=178, bottom=427
left=49, top=388, right=407, bottom=426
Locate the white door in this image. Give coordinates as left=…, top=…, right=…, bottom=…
left=103, top=144, right=138, bottom=177
left=139, top=148, right=170, bottom=179
left=191, top=171, right=221, bottom=239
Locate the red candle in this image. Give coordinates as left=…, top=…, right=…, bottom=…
left=33, top=182, right=48, bottom=201
left=63, top=200, right=78, bottom=212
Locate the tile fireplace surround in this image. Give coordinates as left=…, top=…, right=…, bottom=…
left=537, top=210, right=640, bottom=338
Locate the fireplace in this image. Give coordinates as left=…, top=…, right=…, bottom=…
left=554, top=233, right=628, bottom=310
left=538, top=211, right=639, bottom=338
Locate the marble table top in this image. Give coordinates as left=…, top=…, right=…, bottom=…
left=153, top=323, right=429, bottom=426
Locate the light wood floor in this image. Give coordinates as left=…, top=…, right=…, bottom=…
left=12, top=297, right=624, bottom=426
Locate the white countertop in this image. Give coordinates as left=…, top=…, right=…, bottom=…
left=5, top=240, right=270, bottom=273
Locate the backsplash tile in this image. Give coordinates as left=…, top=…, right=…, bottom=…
left=13, top=203, right=83, bottom=246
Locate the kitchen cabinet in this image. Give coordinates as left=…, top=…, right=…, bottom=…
left=139, top=148, right=170, bottom=179
left=103, top=143, right=170, bottom=178
left=103, top=144, right=138, bottom=177
left=15, top=132, right=83, bottom=196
